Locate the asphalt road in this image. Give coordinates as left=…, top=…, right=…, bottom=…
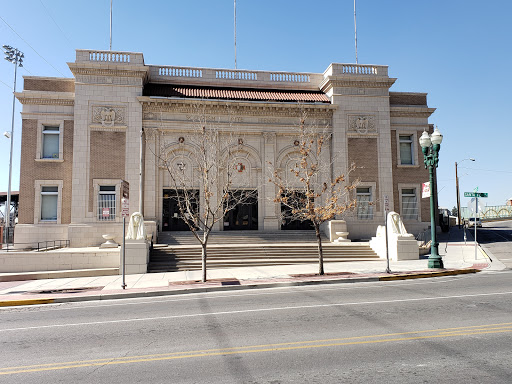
left=1, top=271, right=512, bottom=383
left=473, top=220, right=512, bottom=269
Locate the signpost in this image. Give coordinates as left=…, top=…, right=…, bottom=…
left=384, top=195, right=391, bottom=273
left=121, top=181, right=129, bottom=289
left=464, top=191, right=488, bottom=260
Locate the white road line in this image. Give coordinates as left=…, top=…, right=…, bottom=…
left=2, top=290, right=512, bottom=333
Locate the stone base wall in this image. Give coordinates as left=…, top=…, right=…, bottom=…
left=14, top=224, right=69, bottom=249
left=0, top=248, right=119, bottom=273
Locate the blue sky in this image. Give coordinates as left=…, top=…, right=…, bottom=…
left=1, top=0, right=511, bottom=210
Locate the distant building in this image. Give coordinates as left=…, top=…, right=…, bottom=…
left=14, top=49, right=435, bottom=247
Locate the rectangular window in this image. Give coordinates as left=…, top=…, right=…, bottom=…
left=42, top=126, right=60, bottom=159
left=399, top=135, right=413, bottom=165
left=401, top=188, right=418, bottom=220
left=98, top=185, right=116, bottom=221
left=356, top=187, right=373, bottom=219
left=41, top=186, right=58, bottom=221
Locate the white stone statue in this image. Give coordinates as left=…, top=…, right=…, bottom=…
left=126, top=212, right=147, bottom=240
left=370, top=212, right=418, bottom=260
left=387, top=211, right=410, bottom=236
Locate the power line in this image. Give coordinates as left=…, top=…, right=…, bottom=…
left=0, top=78, right=13, bottom=90
left=462, top=167, right=512, bottom=174
left=0, top=15, right=66, bottom=77
left=39, top=0, right=74, bottom=49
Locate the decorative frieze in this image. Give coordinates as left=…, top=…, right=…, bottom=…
left=138, top=97, right=335, bottom=120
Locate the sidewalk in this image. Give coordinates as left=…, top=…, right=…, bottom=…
left=0, top=228, right=505, bottom=307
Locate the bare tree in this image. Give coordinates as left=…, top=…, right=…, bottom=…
left=156, top=104, right=256, bottom=282
left=268, top=112, right=358, bottom=275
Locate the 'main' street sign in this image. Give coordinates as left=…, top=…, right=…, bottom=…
left=464, top=192, right=488, bottom=198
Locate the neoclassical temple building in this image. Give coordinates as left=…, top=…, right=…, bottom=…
left=14, top=50, right=434, bottom=247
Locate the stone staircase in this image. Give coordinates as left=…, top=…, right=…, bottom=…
left=148, top=231, right=380, bottom=272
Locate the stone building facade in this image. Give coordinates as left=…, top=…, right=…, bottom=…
left=14, top=50, right=435, bottom=247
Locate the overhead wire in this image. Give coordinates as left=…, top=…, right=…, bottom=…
left=39, top=0, right=74, bottom=49
left=0, top=15, right=66, bottom=77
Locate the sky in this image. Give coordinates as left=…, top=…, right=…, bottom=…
left=1, top=0, right=511, bottom=211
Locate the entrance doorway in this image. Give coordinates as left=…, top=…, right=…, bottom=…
left=224, top=190, right=258, bottom=230
left=280, top=191, right=314, bottom=230
left=162, top=189, right=199, bottom=231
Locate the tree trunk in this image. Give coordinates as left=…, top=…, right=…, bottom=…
left=201, top=231, right=209, bottom=282
left=314, top=222, right=324, bottom=275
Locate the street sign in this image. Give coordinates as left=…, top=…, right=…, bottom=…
left=121, top=180, right=130, bottom=218
left=121, top=198, right=130, bottom=217
left=464, top=192, right=488, bottom=198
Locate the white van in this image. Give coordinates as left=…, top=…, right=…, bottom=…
left=467, top=217, right=482, bottom=228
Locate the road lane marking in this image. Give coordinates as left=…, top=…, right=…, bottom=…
left=1, top=291, right=512, bottom=333
left=1, top=322, right=512, bottom=375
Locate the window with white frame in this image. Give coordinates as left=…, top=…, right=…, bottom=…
left=98, top=186, right=116, bottom=221
left=41, top=186, right=58, bottom=221
left=399, top=135, right=414, bottom=165
left=356, top=187, right=373, bottom=219
left=42, top=126, right=60, bottom=159
left=401, top=188, right=418, bottom=220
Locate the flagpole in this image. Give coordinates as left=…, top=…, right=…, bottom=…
left=354, top=0, right=358, bottom=64
left=234, top=0, right=237, bottom=69
left=109, top=0, right=113, bottom=51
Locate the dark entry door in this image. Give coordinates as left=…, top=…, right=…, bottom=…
left=162, top=189, right=198, bottom=231
left=281, top=191, right=314, bottom=230
left=224, top=190, right=258, bottom=230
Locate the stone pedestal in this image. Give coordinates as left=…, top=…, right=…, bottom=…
left=122, top=239, right=149, bottom=274
left=388, top=234, right=419, bottom=261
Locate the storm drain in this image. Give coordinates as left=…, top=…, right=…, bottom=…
left=24, top=286, right=104, bottom=295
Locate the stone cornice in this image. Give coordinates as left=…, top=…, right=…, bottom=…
left=68, top=62, right=149, bottom=80
left=320, top=77, right=397, bottom=93
left=390, top=106, right=436, bottom=118
left=15, top=91, right=75, bottom=106
left=137, top=96, right=336, bottom=118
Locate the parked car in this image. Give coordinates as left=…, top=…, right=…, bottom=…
left=466, top=217, right=482, bottom=228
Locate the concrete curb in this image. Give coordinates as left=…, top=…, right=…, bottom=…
left=0, top=268, right=481, bottom=307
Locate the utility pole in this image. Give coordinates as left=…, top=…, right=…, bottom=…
left=3, top=45, right=24, bottom=245
left=455, top=161, right=461, bottom=228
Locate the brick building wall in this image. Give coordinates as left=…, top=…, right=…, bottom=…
left=23, top=78, right=75, bottom=93
left=347, top=137, right=380, bottom=211
left=390, top=129, right=431, bottom=222
left=88, top=131, right=126, bottom=212
left=18, top=119, right=74, bottom=224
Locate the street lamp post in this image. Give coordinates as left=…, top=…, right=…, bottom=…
left=419, top=127, right=444, bottom=269
left=455, top=158, right=475, bottom=228
left=3, top=45, right=24, bottom=245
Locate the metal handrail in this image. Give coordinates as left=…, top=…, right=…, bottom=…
left=1, top=239, right=70, bottom=252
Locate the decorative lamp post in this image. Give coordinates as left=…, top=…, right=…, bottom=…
left=455, top=158, right=475, bottom=228
left=3, top=45, right=24, bottom=245
left=419, top=127, right=444, bottom=269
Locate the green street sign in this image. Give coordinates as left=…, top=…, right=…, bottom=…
left=464, top=192, right=488, bottom=198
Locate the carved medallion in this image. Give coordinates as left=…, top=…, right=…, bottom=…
left=92, top=106, right=125, bottom=127
left=349, top=115, right=376, bottom=134
left=236, top=163, right=246, bottom=172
